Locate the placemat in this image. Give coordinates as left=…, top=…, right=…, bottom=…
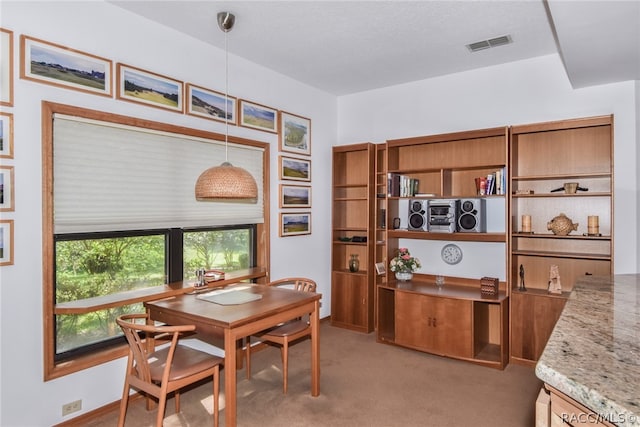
left=197, top=289, right=262, bottom=305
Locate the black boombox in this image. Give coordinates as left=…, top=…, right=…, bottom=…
left=408, top=198, right=486, bottom=233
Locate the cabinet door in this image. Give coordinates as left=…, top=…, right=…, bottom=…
left=395, top=292, right=472, bottom=357
left=331, top=272, right=368, bottom=331
left=511, top=292, right=566, bottom=362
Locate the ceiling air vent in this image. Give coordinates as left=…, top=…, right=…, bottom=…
left=467, top=35, right=512, bottom=52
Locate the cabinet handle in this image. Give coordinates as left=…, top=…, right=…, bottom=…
left=433, top=318, right=437, bottom=327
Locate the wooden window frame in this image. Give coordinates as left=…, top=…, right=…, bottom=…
left=42, top=101, right=271, bottom=380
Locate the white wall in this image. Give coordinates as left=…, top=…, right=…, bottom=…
left=0, top=2, right=335, bottom=425
left=338, top=54, right=638, bottom=277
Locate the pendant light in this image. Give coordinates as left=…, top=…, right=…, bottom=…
left=195, top=12, right=258, bottom=202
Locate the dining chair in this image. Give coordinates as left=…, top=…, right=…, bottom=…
left=116, top=313, right=223, bottom=427
left=245, top=277, right=317, bottom=393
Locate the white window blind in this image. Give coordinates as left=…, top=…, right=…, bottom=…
left=53, top=114, right=264, bottom=234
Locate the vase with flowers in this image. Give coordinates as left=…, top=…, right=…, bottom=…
left=389, top=247, right=421, bottom=281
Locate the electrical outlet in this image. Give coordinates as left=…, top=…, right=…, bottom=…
left=61, top=399, right=82, bottom=416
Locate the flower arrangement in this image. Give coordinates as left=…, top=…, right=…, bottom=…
left=389, top=248, right=421, bottom=273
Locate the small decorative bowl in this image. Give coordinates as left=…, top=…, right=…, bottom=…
left=563, top=182, right=578, bottom=194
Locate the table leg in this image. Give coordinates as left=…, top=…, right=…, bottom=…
left=311, top=300, right=320, bottom=396
left=224, top=328, right=237, bottom=427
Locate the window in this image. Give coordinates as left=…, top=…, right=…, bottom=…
left=43, top=102, right=269, bottom=379
left=54, top=226, right=254, bottom=361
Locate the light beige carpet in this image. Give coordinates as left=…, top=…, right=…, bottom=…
left=87, top=322, right=542, bottom=426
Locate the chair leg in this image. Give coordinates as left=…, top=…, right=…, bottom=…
left=281, top=341, right=289, bottom=394
left=156, top=394, right=168, bottom=427
left=117, top=381, right=130, bottom=427
left=175, top=390, right=181, bottom=413
left=245, top=336, right=252, bottom=380
left=213, top=366, right=220, bottom=427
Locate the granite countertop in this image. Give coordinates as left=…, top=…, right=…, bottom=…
left=536, top=274, right=640, bottom=427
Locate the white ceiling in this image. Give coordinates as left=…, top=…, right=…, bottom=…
left=110, top=0, right=640, bottom=96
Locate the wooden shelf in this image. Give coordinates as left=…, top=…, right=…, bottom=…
left=512, top=232, right=611, bottom=240
left=388, top=230, right=505, bottom=242
left=512, top=249, right=611, bottom=260
left=509, top=115, right=613, bottom=364
left=511, top=192, right=611, bottom=198
left=512, top=172, right=611, bottom=181
left=331, top=143, right=376, bottom=333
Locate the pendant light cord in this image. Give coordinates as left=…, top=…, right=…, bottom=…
left=224, top=26, right=229, bottom=162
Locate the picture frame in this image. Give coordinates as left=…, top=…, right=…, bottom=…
left=0, top=219, right=13, bottom=266
left=1, top=28, right=14, bottom=106
left=279, top=111, right=311, bottom=156
left=279, top=184, right=311, bottom=208
left=116, top=63, right=183, bottom=113
left=280, top=212, right=311, bottom=237
left=186, top=83, right=237, bottom=125
left=375, top=262, right=386, bottom=275
left=238, top=99, right=277, bottom=133
left=0, top=165, right=14, bottom=212
left=279, top=155, right=311, bottom=182
left=0, top=112, right=13, bottom=159
left=20, top=35, right=112, bottom=97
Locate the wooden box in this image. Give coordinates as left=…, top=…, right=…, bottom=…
left=480, top=276, right=499, bottom=297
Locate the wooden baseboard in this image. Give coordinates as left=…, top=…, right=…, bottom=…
left=52, top=393, right=144, bottom=427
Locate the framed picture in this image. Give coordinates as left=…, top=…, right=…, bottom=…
left=238, top=99, right=277, bottom=133
left=375, top=262, right=386, bottom=275
left=186, top=83, right=236, bottom=125
left=1, top=28, right=13, bottom=106
left=0, top=165, right=14, bottom=212
left=0, top=219, right=13, bottom=266
left=280, top=184, right=311, bottom=208
left=280, top=212, right=311, bottom=237
left=279, top=111, right=311, bottom=156
left=0, top=112, right=13, bottom=159
left=116, top=63, right=183, bottom=113
left=20, top=35, right=112, bottom=97
left=279, top=155, right=311, bottom=182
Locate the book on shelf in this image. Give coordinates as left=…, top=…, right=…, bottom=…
left=387, top=173, right=420, bottom=197
left=474, top=167, right=506, bottom=196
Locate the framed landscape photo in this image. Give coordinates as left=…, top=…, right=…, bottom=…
left=0, top=219, right=13, bottom=266
left=279, top=111, right=311, bottom=156
left=279, top=155, right=311, bottom=182
left=375, top=262, right=386, bottom=275
left=0, top=112, right=13, bottom=159
left=117, top=63, right=183, bottom=113
left=280, top=184, right=311, bottom=208
left=280, top=212, right=311, bottom=237
left=186, top=83, right=236, bottom=125
left=20, top=35, right=112, bottom=97
left=0, top=165, right=14, bottom=211
left=1, top=28, right=14, bottom=106
left=238, top=99, right=277, bottom=133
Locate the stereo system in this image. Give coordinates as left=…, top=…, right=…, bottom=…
left=407, top=198, right=485, bottom=233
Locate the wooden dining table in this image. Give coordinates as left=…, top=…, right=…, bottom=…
left=144, top=283, right=321, bottom=427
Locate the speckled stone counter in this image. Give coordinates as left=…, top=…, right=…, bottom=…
left=536, top=274, right=640, bottom=426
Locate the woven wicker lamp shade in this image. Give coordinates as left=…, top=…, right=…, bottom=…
left=195, top=12, right=258, bottom=202
left=195, top=161, right=258, bottom=201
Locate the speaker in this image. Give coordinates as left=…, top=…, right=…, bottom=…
left=408, top=199, right=429, bottom=231
left=457, top=198, right=486, bottom=232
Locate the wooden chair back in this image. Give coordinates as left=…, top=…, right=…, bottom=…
left=268, top=277, right=317, bottom=293
left=116, top=313, right=221, bottom=427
